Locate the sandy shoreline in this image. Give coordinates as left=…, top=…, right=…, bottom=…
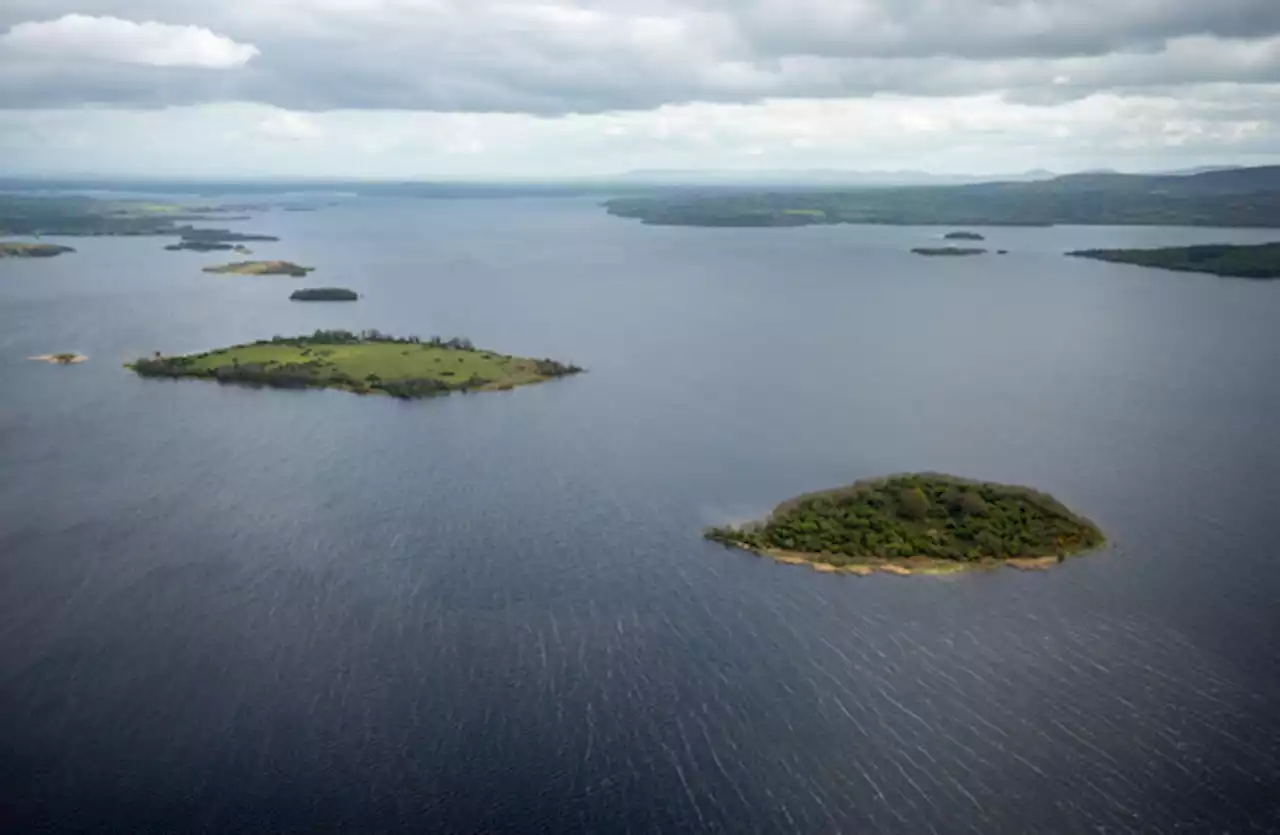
left=732, top=546, right=1068, bottom=577
left=29, top=353, right=88, bottom=365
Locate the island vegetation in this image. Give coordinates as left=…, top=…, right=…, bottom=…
left=1067, top=242, right=1280, bottom=278
left=203, top=260, right=314, bottom=277
left=0, top=241, right=76, bottom=258
left=912, top=247, right=987, bottom=256
left=128, top=329, right=584, bottom=399
left=179, top=229, right=278, bottom=244
left=0, top=194, right=276, bottom=240
left=290, top=287, right=359, bottom=301
left=944, top=231, right=985, bottom=240
left=603, top=166, right=1280, bottom=228
left=706, top=473, right=1105, bottom=575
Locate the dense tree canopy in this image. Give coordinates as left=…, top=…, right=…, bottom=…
left=706, top=474, right=1103, bottom=564
left=1068, top=243, right=1280, bottom=279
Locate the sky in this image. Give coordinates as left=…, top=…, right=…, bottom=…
left=1, top=0, right=1279, bottom=179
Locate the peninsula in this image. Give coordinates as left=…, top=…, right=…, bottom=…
left=1067, top=242, right=1280, bottom=279
left=128, top=330, right=584, bottom=399
left=290, top=287, right=358, bottom=301
left=912, top=247, right=987, bottom=256
left=203, top=260, right=314, bottom=277
left=705, top=473, right=1104, bottom=575
left=0, top=242, right=75, bottom=258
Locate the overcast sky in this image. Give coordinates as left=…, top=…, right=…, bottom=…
left=1, top=0, right=1279, bottom=178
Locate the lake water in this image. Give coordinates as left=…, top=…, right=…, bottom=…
left=2, top=199, right=1279, bottom=833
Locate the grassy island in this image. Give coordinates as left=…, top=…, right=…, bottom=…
left=706, top=473, right=1104, bottom=576
left=944, top=231, right=985, bottom=240
left=290, top=287, right=358, bottom=301
left=1067, top=242, right=1280, bottom=278
left=128, top=329, right=584, bottom=399
left=203, top=260, right=314, bottom=277
left=0, top=242, right=75, bottom=258
left=912, top=247, right=987, bottom=257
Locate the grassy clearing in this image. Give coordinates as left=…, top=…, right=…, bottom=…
left=129, top=331, right=583, bottom=399
left=202, top=261, right=313, bottom=277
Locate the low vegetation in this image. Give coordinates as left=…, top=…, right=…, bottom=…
left=706, top=473, right=1104, bottom=573
left=1067, top=242, right=1280, bottom=278
left=944, top=231, right=985, bottom=240
left=290, top=287, right=359, bottom=301
left=128, top=329, right=584, bottom=399
left=203, top=260, right=314, bottom=277
left=0, top=242, right=75, bottom=258
left=912, top=247, right=987, bottom=256
left=165, top=241, right=244, bottom=252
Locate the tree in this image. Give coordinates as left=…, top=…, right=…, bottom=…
left=898, top=487, right=929, bottom=519
left=957, top=491, right=988, bottom=516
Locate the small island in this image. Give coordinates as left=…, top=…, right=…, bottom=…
left=943, top=231, right=985, bottom=241
left=203, top=260, right=314, bottom=277
left=128, top=330, right=584, bottom=399
left=165, top=241, right=235, bottom=252
left=1, top=242, right=76, bottom=258
left=290, top=287, right=358, bottom=301
left=911, top=247, right=987, bottom=257
left=706, top=473, right=1104, bottom=576
left=1067, top=242, right=1280, bottom=279
left=179, top=230, right=279, bottom=244
left=29, top=353, right=87, bottom=364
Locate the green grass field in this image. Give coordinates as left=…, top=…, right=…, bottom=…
left=202, top=260, right=313, bottom=277
left=130, top=332, right=583, bottom=398
left=188, top=343, right=547, bottom=388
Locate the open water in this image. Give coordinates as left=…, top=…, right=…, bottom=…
left=1, top=198, right=1279, bottom=833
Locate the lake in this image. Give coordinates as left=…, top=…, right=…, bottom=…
left=2, top=199, right=1279, bottom=833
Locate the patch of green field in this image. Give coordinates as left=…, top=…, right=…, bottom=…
left=192, top=343, right=540, bottom=385
left=203, top=260, right=313, bottom=277
left=783, top=209, right=826, bottom=217
left=129, top=331, right=583, bottom=399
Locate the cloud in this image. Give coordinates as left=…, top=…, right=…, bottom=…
left=0, top=14, right=258, bottom=68
left=0, top=1, right=1278, bottom=176
left=2, top=89, right=1277, bottom=178
left=0, top=1, right=1278, bottom=114
left=254, top=110, right=321, bottom=140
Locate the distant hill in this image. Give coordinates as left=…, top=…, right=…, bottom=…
left=603, top=165, right=1280, bottom=228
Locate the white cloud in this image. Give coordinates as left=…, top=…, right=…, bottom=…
left=255, top=110, right=322, bottom=140
left=1, top=91, right=1277, bottom=178
left=0, top=14, right=259, bottom=68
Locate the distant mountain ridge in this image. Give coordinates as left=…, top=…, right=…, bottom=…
left=603, top=165, right=1280, bottom=228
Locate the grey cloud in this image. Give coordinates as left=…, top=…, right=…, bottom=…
left=1, top=0, right=1280, bottom=113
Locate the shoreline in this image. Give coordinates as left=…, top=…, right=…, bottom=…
left=720, top=542, right=1095, bottom=576
left=29, top=353, right=88, bottom=365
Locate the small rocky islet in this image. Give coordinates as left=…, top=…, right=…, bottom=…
left=290, top=287, right=358, bottom=301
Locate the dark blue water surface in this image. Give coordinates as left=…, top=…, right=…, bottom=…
left=2, top=199, right=1280, bottom=834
